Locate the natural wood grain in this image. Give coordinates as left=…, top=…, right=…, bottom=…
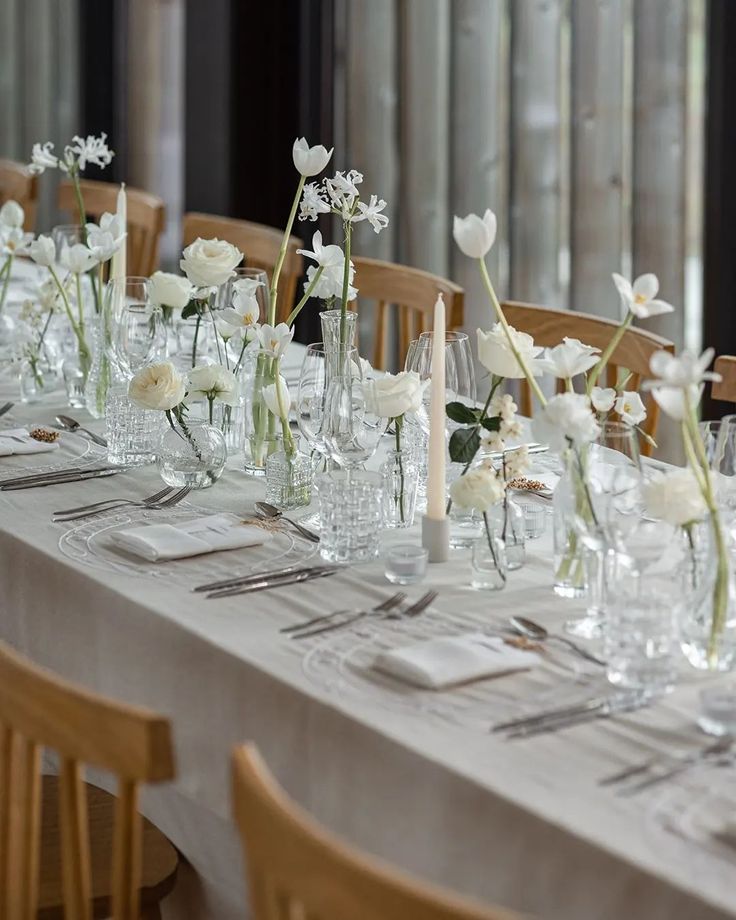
left=351, top=256, right=463, bottom=371
left=232, top=743, right=520, bottom=920
left=712, top=356, right=736, bottom=403
left=58, top=179, right=166, bottom=277
left=0, top=158, right=38, bottom=230
left=502, top=300, right=674, bottom=455
left=0, top=641, right=178, bottom=920
left=182, top=212, right=303, bottom=320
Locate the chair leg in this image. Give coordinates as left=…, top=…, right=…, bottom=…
left=140, top=906, right=162, bottom=920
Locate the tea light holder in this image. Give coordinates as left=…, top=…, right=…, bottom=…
left=385, top=544, right=429, bottom=585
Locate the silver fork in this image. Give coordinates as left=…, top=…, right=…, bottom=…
left=292, top=589, right=438, bottom=639
left=283, top=592, right=407, bottom=635
left=53, top=486, right=191, bottom=521
left=53, top=487, right=174, bottom=517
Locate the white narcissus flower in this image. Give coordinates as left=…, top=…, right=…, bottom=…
left=29, top=235, right=56, bottom=267
left=453, top=209, right=497, bottom=259
left=591, top=386, right=616, bottom=413
left=0, top=200, right=25, bottom=228
left=354, top=194, right=389, bottom=233
left=642, top=348, right=720, bottom=421
left=1, top=228, right=34, bottom=257
left=59, top=243, right=96, bottom=275
left=477, top=324, right=543, bottom=379
left=449, top=465, right=505, bottom=512
left=325, top=170, right=363, bottom=217
left=362, top=371, right=428, bottom=419
left=299, top=181, right=331, bottom=221
left=149, top=271, right=194, bottom=310
left=615, top=391, right=646, bottom=426
left=258, top=323, right=294, bottom=359
left=532, top=392, right=600, bottom=453
left=28, top=141, right=59, bottom=174
left=292, top=138, right=333, bottom=177
left=67, top=133, right=114, bottom=171
left=643, top=468, right=707, bottom=527
left=612, top=272, right=674, bottom=319
left=263, top=375, right=292, bottom=419
left=537, top=337, right=600, bottom=379
left=220, top=292, right=260, bottom=331
left=180, top=237, right=243, bottom=288
left=128, top=362, right=186, bottom=411
left=187, top=363, right=239, bottom=406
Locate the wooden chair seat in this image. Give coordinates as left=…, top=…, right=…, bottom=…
left=712, top=356, right=736, bottom=403
left=37, top=776, right=178, bottom=920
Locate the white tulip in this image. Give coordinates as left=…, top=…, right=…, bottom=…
left=149, top=271, right=194, bottom=310
left=59, top=243, right=96, bottom=275
left=128, top=362, right=186, bottom=411
left=612, top=272, right=674, bottom=319
left=532, top=393, right=600, bottom=453
left=297, top=231, right=346, bottom=269
left=29, top=235, right=56, bottom=267
left=28, top=141, right=59, bottom=174
left=263, top=375, right=292, bottom=419
left=537, top=337, right=600, bottom=379
left=233, top=277, right=265, bottom=298
left=292, top=137, right=333, bottom=177
left=643, top=468, right=707, bottom=527
left=187, top=363, right=239, bottom=406
left=257, top=323, right=294, bottom=359
left=591, top=386, right=616, bottom=413
left=453, top=209, right=497, bottom=259
left=220, top=292, right=260, bottom=331
left=86, top=229, right=123, bottom=264
left=449, top=466, right=505, bottom=512
left=615, top=391, right=646, bottom=426
left=362, top=371, right=428, bottom=419
left=0, top=200, right=24, bottom=228
left=477, top=324, right=542, bottom=379
left=180, top=237, right=243, bottom=289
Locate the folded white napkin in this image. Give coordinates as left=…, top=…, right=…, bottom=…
left=374, top=633, right=541, bottom=690
left=110, top=513, right=272, bottom=562
left=0, top=428, right=60, bottom=457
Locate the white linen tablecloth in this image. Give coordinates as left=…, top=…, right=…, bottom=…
left=0, top=262, right=734, bottom=920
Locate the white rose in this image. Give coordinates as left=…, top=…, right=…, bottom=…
left=591, top=386, right=616, bottom=413
left=150, top=271, right=194, bottom=310
left=449, top=466, right=505, bottom=512
left=532, top=392, right=600, bottom=453
left=615, top=391, right=647, bottom=426
left=453, top=209, right=497, bottom=259
left=128, top=362, right=186, bottom=411
left=643, top=468, right=707, bottom=527
left=180, top=237, right=243, bottom=288
left=0, top=200, right=24, bottom=229
left=477, top=324, right=543, bottom=379
left=292, top=137, right=334, bottom=177
left=263, top=375, right=291, bottom=419
left=187, top=363, right=239, bottom=406
left=29, top=234, right=56, bottom=267
left=362, top=371, right=428, bottom=419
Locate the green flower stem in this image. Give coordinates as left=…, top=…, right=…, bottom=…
left=71, top=168, right=87, bottom=236
left=479, top=258, right=547, bottom=406
left=49, top=265, right=90, bottom=367
left=274, top=356, right=296, bottom=458
left=269, top=174, right=306, bottom=326
left=191, top=313, right=201, bottom=367
left=75, top=272, right=84, bottom=330
left=0, top=254, right=14, bottom=314
left=394, top=414, right=405, bottom=523
left=483, top=511, right=506, bottom=585
left=233, top=337, right=250, bottom=377
left=286, top=265, right=324, bottom=326
left=586, top=311, right=633, bottom=394
left=340, top=221, right=352, bottom=348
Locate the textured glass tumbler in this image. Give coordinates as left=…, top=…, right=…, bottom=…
left=105, top=389, right=158, bottom=466
left=316, top=470, right=382, bottom=563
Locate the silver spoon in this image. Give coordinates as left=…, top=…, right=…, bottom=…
left=509, top=615, right=606, bottom=666
left=55, top=414, right=108, bottom=448
left=254, top=501, right=320, bottom=543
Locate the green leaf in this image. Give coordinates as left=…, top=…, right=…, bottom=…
left=181, top=300, right=199, bottom=320
left=445, top=402, right=480, bottom=425
left=480, top=415, right=502, bottom=432
left=449, top=428, right=481, bottom=464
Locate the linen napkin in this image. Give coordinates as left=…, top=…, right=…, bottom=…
left=110, top=513, right=272, bottom=562
left=374, top=633, right=541, bottom=690
left=0, top=428, right=60, bottom=457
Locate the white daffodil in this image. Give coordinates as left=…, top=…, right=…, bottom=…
left=615, top=391, right=647, bottom=426
left=532, top=393, right=600, bottom=453
left=477, top=323, right=542, bottom=379
left=537, top=337, right=600, bottom=379
left=1, top=227, right=34, bottom=257
left=220, top=292, right=260, bottom=331
left=257, top=323, right=294, bottom=359
left=29, top=235, right=56, bottom=267
left=299, top=181, right=331, bottom=221
left=292, top=138, right=333, bottom=177
left=28, top=141, right=59, bottom=174
left=453, top=209, right=497, bottom=259
left=0, top=200, right=25, bottom=228
left=263, top=375, right=292, bottom=419
left=612, top=272, right=674, bottom=319
left=354, top=194, right=389, bottom=233
left=59, top=243, right=96, bottom=275
left=591, top=386, right=616, bottom=413
left=187, top=363, right=239, bottom=406
left=296, top=231, right=346, bottom=270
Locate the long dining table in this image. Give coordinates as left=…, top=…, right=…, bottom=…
left=0, top=263, right=735, bottom=920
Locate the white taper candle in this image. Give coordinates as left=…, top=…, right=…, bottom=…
left=111, top=182, right=127, bottom=283
left=425, top=292, right=446, bottom=520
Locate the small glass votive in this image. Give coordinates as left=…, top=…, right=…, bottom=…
left=517, top=501, right=547, bottom=540
left=698, top=684, right=736, bottom=736
left=384, top=544, right=428, bottom=585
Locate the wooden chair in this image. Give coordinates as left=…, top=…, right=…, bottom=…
left=182, top=212, right=303, bottom=317
left=232, top=743, right=520, bottom=920
left=502, top=301, right=675, bottom=455
left=0, top=641, right=179, bottom=920
left=0, top=159, right=39, bottom=230
left=58, top=179, right=166, bottom=276
left=349, top=256, right=464, bottom=371
left=712, top=356, right=736, bottom=402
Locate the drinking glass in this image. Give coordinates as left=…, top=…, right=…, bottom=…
left=404, top=331, right=476, bottom=434
left=108, top=278, right=163, bottom=377
left=699, top=418, right=736, bottom=516
left=322, top=356, right=385, bottom=470
left=217, top=267, right=269, bottom=315
left=316, top=470, right=383, bottom=563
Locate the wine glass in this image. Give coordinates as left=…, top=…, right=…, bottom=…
left=51, top=224, right=83, bottom=261
left=404, top=330, right=477, bottom=434
left=700, top=417, right=736, bottom=515
left=322, top=355, right=386, bottom=471
left=108, top=277, right=163, bottom=378
left=216, top=267, right=269, bottom=313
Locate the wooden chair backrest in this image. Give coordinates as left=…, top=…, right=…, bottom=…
left=349, top=256, right=464, bottom=371
left=0, top=642, right=174, bottom=920
left=0, top=159, right=39, bottom=230
left=712, top=356, right=736, bottom=402
left=182, top=212, right=304, bottom=317
left=502, top=300, right=675, bottom=455
left=58, top=179, right=166, bottom=277
left=232, top=744, right=520, bottom=920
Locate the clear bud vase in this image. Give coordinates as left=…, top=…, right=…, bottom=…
left=381, top=448, right=419, bottom=529
left=471, top=523, right=508, bottom=591
left=265, top=436, right=313, bottom=510
left=552, top=448, right=587, bottom=597
left=242, top=349, right=281, bottom=475
left=18, top=357, right=48, bottom=403
left=84, top=299, right=119, bottom=419
left=488, top=496, right=526, bottom=570
left=320, top=308, right=357, bottom=363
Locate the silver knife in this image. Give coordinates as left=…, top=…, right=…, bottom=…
left=0, top=465, right=116, bottom=487
left=492, top=697, right=607, bottom=733
left=506, top=694, right=650, bottom=739
left=194, top=564, right=334, bottom=593
left=206, top=566, right=339, bottom=598
left=2, top=468, right=123, bottom=490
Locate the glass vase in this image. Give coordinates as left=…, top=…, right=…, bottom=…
left=265, top=438, right=313, bottom=510
left=84, top=298, right=119, bottom=419
left=173, top=311, right=219, bottom=370
left=488, top=496, right=526, bottom=570
left=157, top=420, right=227, bottom=489
left=552, top=449, right=587, bottom=598
left=381, top=448, right=418, bottom=529
left=471, top=529, right=508, bottom=591
left=18, top=357, right=50, bottom=404
left=320, top=308, right=357, bottom=364
left=242, top=349, right=282, bottom=475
